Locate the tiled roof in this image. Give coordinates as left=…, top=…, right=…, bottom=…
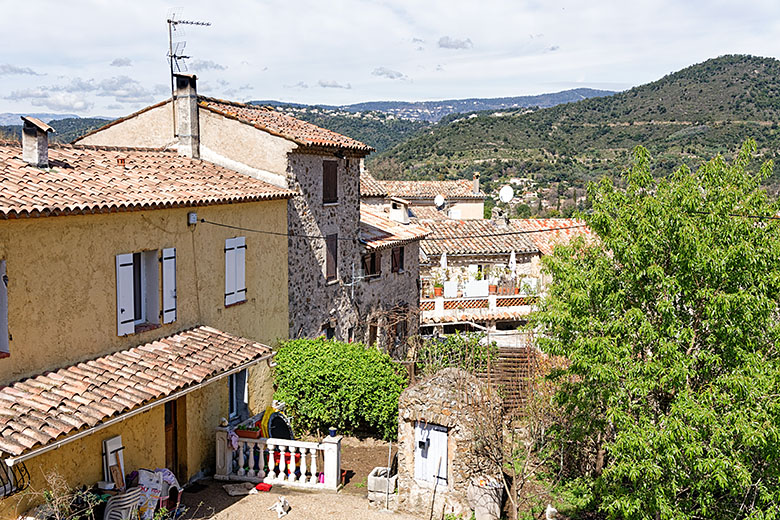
left=513, top=219, right=594, bottom=255
left=359, top=205, right=430, bottom=251
left=0, top=143, right=293, bottom=219
left=409, top=206, right=449, bottom=220
left=200, top=97, right=373, bottom=153
left=360, top=171, right=387, bottom=198
left=380, top=180, right=485, bottom=200
left=0, top=326, right=272, bottom=457
left=419, top=219, right=539, bottom=256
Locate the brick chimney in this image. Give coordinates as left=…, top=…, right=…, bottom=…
left=473, top=172, right=480, bottom=195
left=21, top=116, right=54, bottom=168
left=174, top=73, right=200, bottom=159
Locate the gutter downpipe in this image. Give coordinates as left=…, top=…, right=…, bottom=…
left=5, top=351, right=276, bottom=466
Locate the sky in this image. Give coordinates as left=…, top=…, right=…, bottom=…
left=1, top=0, right=779, bottom=118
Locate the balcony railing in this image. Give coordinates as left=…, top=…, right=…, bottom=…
left=214, top=423, right=341, bottom=490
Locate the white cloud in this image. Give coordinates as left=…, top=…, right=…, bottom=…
left=372, top=67, right=407, bottom=80
left=0, top=64, right=43, bottom=76
left=438, top=36, right=473, bottom=50
left=318, top=80, right=352, bottom=89
left=189, top=59, right=227, bottom=71
left=110, top=58, right=132, bottom=67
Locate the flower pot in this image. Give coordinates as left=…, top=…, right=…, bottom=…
left=514, top=287, right=520, bottom=294
left=488, top=285, right=497, bottom=295
left=236, top=429, right=261, bottom=439
left=434, top=286, right=443, bottom=297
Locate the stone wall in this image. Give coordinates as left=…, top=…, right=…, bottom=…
left=355, top=241, right=421, bottom=354
left=286, top=151, right=362, bottom=340
left=397, top=368, right=502, bottom=519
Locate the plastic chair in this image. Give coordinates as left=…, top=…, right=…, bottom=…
left=103, top=487, right=142, bottom=520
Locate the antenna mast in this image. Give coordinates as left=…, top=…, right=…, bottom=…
left=166, top=11, right=211, bottom=135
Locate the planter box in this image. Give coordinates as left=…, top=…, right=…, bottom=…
left=367, top=466, right=397, bottom=496
left=236, top=429, right=261, bottom=439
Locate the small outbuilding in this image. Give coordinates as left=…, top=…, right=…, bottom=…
left=397, top=368, right=503, bottom=519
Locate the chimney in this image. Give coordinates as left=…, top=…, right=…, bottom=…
left=21, top=116, right=54, bottom=168
left=473, top=172, right=480, bottom=194
left=389, top=197, right=410, bottom=224
left=174, top=73, right=200, bottom=159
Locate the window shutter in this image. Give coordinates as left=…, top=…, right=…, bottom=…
left=0, top=261, right=8, bottom=356
left=392, top=248, right=400, bottom=273
left=399, top=246, right=405, bottom=271
left=225, top=238, right=237, bottom=306
left=116, top=253, right=135, bottom=336
left=323, top=161, right=338, bottom=203
left=326, top=234, right=338, bottom=281
left=235, top=237, right=246, bottom=302
left=361, top=255, right=369, bottom=277
left=376, top=252, right=381, bottom=274
left=161, top=247, right=176, bottom=324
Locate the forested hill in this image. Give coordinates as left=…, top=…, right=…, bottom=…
left=368, top=55, right=780, bottom=199
left=0, top=117, right=111, bottom=144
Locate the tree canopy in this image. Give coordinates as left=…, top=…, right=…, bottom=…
left=534, top=140, right=780, bottom=519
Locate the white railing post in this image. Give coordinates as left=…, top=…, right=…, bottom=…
left=279, top=445, right=288, bottom=482
left=488, top=294, right=497, bottom=311
left=215, top=427, right=231, bottom=480
left=237, top=441, right=246, bottom=477
left=309, top=447, right=318, bottom=485
left=321, top=435, right=342, bottom=490
left=434, top=296, right=444, bottom=316
left=266, top=441, right=276, bottom=480
left=299, top=447, right=308, bottom=483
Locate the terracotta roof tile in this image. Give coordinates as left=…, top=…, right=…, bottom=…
left=359, top=205, right=430, bottom=251
left=0, top=143, right=294, bottom=219
left=360, top=171, right=387, bottom=197
left=200, top=97, right=373, bottom=153
left=421, top=309, right=534, bottom=325
left=512, top=219, right=595, bottom=255
left=0, top=326, right=272, bottom=457
left=380, top=179, right=485, bottom=200
left=419, top=219, right=539, bottom=256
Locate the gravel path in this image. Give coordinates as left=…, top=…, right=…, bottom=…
left=181, top=479, right=421, bottom=520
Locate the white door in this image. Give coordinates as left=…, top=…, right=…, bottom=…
left=414, top=422, right=448, bottom=484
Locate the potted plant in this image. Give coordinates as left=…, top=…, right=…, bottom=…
left=236, top=424, right=261, bottom=439
left=484, top=266, right=498, bottom=294
left=434, top=282, right=443, bottom=297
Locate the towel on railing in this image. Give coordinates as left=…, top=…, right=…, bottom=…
left=227, top=430, right=239, bottom=450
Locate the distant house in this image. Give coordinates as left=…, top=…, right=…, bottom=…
left=361, top=171, right=485, bottom=220
left=0, top=119, right=292, bottom=515
left=75, top=74, right=425, bottom=348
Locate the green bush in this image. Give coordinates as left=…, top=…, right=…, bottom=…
left=273, top=338, right=407, bottom=440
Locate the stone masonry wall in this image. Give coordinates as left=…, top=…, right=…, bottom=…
left=286, top=151, right=362, bottom=339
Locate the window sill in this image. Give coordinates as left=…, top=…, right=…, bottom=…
left=323, top=202, right=340, bottom=207
left=325, top=279, right=339, bottom=286
left=225, top=299, right=247, bottom=309
left=135, top=322, right=161, bottom=334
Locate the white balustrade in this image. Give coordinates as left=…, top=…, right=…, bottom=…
left=214, top=426, right=342, bottom=491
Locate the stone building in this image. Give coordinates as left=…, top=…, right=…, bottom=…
left=76, top=74, right=424, bottom=346
left=397, top=368, right=502, bottom=518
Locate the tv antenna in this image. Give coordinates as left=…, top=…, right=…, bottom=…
left=166, top=10, right=211, bottom=132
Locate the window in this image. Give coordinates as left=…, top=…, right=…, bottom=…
left=394, top=317, right=407, bottom=346
left=323, top=160, right=338, bottom=204
left=228, top=369, right=248, bottom=420
left=325, top=234, right=338, bottom=282
left=414, top=422, right=448, bottom=484
left=391, top=246, right=405, bottom=273
left=116, top=249, right=174, bottom=336
left=225, top=237, right=247, bottom=306
left=322, top=324, right=335, bottom=340
left=368, top=324, right=378, bottom=346
left=361, top=251, right=381, bottom=278
left=0, top=261, right=7, bottom=358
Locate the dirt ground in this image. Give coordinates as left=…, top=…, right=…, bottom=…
left=180, top=437, right=416, bottom=520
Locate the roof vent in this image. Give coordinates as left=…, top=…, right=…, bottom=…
left=116, top=157, right=126, bottom=167
left=389, top=197, right=410, bottom=224
left=21, top=116, right=54, bottom=168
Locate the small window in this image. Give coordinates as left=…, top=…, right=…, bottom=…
left=116, top=251, right=160, bottom=336
left=228, top=369, right=248, bottom=420
left=391, top=247, right=405, bottom=273
left=225, top=237, right=247, bottom=306
left=0, top=261, right=7, bottom=358
left=368, top=324, right=378, bottom=346
left=394, top=317, right=407, bottom=346
left=361, top=251, right=381, bottom=278
left=323, top=160, right=338, bottom=204
left=322, top=324, right=335, bottom=340
left=325, top=234, right=338, bottom=282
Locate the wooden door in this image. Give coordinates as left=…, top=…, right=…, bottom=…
left=164, top=400, right=178, bottom=475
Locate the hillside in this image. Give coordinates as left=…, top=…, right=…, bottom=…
left=0, top=113, right=80, bottom=126
left=251, top=88, right=613, bottom=122
left=0, top=117, right=112, bottom=144
left=369, top=55, right=780, bottom=215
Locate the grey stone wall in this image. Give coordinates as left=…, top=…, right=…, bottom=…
left=355, top=241, right=421, bottom=354
left=286, top=151, right=362, bottom=340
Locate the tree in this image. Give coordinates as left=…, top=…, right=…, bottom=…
left=534, top=140, right=780, bottom=519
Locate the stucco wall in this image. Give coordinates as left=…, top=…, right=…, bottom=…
left=450, top=201, right=484, bottom=220
left=75, top=101, right=175, bottom=148
left=356, top=242, right=421, bottom=353
left=0, top=201, right=288, bottom=384
left=286, top=152, right=362, bottom=340
left=0, top=406, right=164, bottom=520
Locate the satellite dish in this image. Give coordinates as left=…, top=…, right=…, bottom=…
left=499, top=185, right=514, bottom=204
left=434, top=194, right=445, bottom=209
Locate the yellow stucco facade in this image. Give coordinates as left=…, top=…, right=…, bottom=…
left=0, top=199, right=289, bottom=514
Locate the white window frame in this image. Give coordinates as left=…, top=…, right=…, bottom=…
left=116, top=250, right=160, bottom=336
left=228, top=369, right=248, bottom=419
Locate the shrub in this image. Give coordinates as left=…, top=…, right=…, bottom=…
left=273, top=338, right=407, bottom=440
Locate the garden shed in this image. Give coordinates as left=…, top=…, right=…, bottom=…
left=396, top=368, right=502, bottom=518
